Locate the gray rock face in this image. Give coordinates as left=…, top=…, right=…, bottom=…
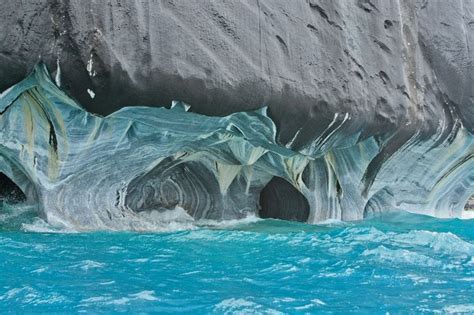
left=0, top=1, right=473, bottom=229
left=1, top=0, right=472, bottom=140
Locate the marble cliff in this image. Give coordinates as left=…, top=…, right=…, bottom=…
left=0, top=0, right=472, bottom=229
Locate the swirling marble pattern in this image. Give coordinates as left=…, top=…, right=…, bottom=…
left=0, top=64, right=472, bottom=230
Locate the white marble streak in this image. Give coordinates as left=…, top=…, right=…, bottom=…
left=0, top=64, right=472, bottom=230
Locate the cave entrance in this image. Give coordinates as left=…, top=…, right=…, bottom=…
left=259, top=176, right=309, bottom=222
left=125, top=158, right=220, bottom=220
left=0, top=172, right=27, bottom=204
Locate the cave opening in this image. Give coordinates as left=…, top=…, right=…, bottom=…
left=0, top=172, right=26, bottom=204
left=259, top=176, right=309, bottom=222
left=0, top=171, right=40, bottom=231
left=125, top=158, right=220, bottom=220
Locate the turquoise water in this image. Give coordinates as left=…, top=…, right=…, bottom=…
left=0, top=205, right=473, bottom=314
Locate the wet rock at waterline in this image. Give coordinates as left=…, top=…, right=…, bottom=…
left=0, top=65, right=472, bottom=230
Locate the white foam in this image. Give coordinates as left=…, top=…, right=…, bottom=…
left=0, top=287, right=25, bottom=300
left=197, top=213, right=261, bottom=229
left=315, top=218, right=346, bottom=226
left=362, top=245, right=442, bottom=267
left=139, top=206, right=194, bottom=223
left=72, top=260, right=106, bottom=271
left=443, top=304, right=474, bottom=314
left=81, top=296, right=109, bottom=303
left=81, top=290, right=159, bottom=307
left=214, top=298, right=282, bottom=314
left=312, top=298, right=327, bottom=306
left=134, top=208, right=260, bottom=232
left=126, top=258, right=149, bottom=263
left=129, top=290, right=159, bottom=301
left=461, top=210, right=474, bottom=219
left=293, top=299, right=327, bottom=310
left=393, top=230, right=474, bottom=256
left=99, top=281, right=116, bottom=285
left=215, top=298, right=255, bottom=309
left=134, top=206, right=197, bottom=232
left=19, top=207, right=250, bottom=234
left=0, top=286, right=66, bottom=305
left=22, top=217, right=78, bottom=233
left=294, top=304, right=313, bottom=310
left=31, top=267, right=47, bottom=274
left=0, top=203, right=36, bottom=224
left=106, top=297, right=130, bottom=305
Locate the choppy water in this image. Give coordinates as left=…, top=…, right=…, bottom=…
left=0, top=203, right=473, bottom=313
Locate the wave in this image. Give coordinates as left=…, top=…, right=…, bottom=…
left=13, top=205, right=262, bottom=233
left=0, top=202, right=38, bottom=231
left=1, top=198, right=472, bottom=236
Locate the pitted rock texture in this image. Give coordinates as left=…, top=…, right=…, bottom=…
left=0, top=0, right=472, bottom=146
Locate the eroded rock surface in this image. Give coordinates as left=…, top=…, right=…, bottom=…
left=0, top=66, right=472, bottom=230
left=0, top=1, right=473, bottom=228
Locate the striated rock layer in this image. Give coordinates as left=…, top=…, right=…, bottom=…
left=0, top=1, right=473, bottom=229
left=0, top=65, right=472, bottom=230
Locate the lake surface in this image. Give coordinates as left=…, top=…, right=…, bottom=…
left=0, top=204, right=473, bottom=314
